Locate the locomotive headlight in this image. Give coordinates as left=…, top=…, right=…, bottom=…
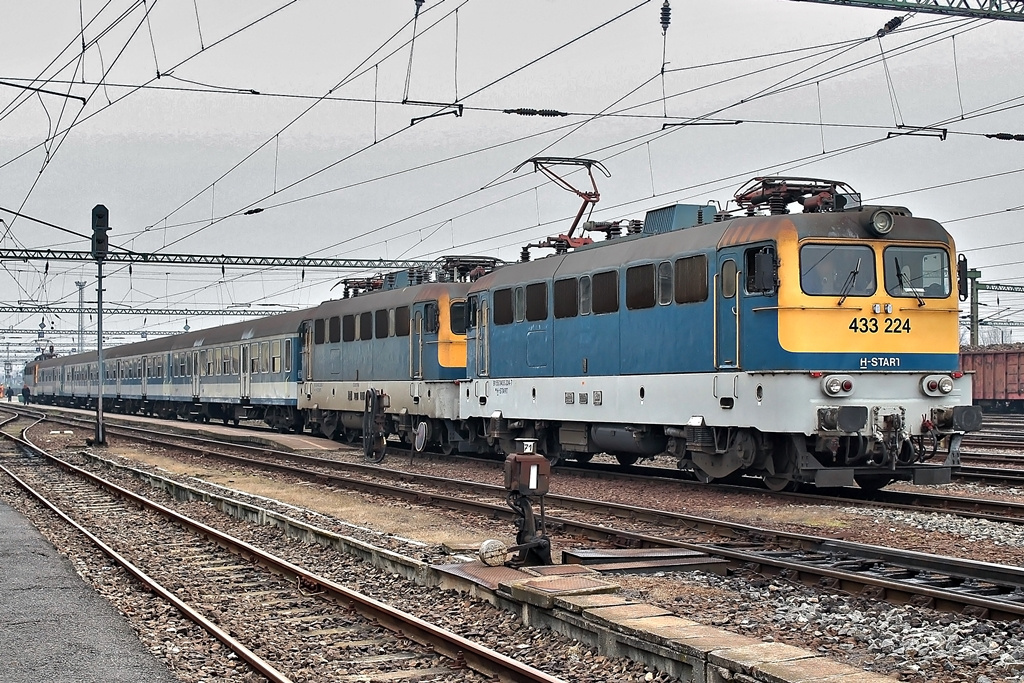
left=938, top=376, right=954, bottom=394
left=825, top=377, right=843, bottom=395
left=869, top=209, right=895, bottom=236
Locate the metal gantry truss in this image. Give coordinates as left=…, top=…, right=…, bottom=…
left=0, top=249, right=439, bottom=270
left=0, top=305, right=263, bottom=317
left=789, top=0, right=1024, bottom=21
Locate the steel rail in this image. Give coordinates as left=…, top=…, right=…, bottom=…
left=0, top=427, right=295, bottom=683
left=6, top=413, right=565, bottom=683
left=27, top=407, right=1024, bottom=621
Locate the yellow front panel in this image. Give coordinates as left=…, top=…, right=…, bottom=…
left=777, top=238, right=959, bottom=355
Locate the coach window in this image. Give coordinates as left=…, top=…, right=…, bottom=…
left=424, top=302, right=439, bottom=334
left=283, top=339, right=292, bottom=372
left=314, top=318, right=326, bottom=344
left=493, top=288, right=514, bottom=325
left=525, top=282, right=548, bottom=321
left=250, top=343, right=259, bottom=373
left=360, top=311, right=373, bottom=340
left=342, top=315, right=355, bottom=342
left=592, top=270, right=619, bottom=314
left=395, top=306, right=411, bottom=336
left=657, top=261, right=673, bottom=305
left=675, top=254, right=708, bottom=303
left=271, top=340, right=281, bottom=373
left=579, top=276, right=592, bottom=315
left=626, top=264, right=656, bottom=310
left=450, top=300, right=467, bottom=334
left=260, top=342, right=270, bottom=373
left=514, top=287, right=526, bottom=322
left=221, top=347, right=230, bottom=374
left=329, top=316, right=342, bottom=343
left=375, top=309, right=389, bottom=338
left=231, top=345, right=240, bottom=374
left=721, top=260, right=737, bottom=298
left=186, top=353, right=194, bottom=377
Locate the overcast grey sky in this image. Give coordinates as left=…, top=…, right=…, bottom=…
left=1, top=0, right=1022, bottom=360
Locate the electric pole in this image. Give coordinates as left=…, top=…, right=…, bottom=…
left=75, top=280, right=86, bottom=353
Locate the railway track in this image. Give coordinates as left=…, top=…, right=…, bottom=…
left=21, top=406, right=1024, bottom=622
left=0, top=410, right=564, bottom=683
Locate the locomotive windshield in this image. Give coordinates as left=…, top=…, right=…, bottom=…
left=800, top=244, right=876, bottom=296
left=883, top=246, right=950, bottom=299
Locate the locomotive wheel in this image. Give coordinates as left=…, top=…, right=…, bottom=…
left=321, top=412, right=339, bottom=440
left=342, top=429, right=357, bottom=444
left=854, top=474, right=893, bottom=491
left=763, top=436, right=800, bottom=492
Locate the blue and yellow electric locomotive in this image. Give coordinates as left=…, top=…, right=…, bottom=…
left=458, top=177, right=981, bottom=490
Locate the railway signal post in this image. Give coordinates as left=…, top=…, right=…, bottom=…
left=91, top=204, right=109, bottom=446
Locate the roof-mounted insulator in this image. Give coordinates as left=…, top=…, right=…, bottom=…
left=986, top=132, right=1024, bottom=141
left=876, top=15, right=904, bottom=38
left=660, top=1, right=671, bottom=36
left=414, top=0, right=425, bottom=14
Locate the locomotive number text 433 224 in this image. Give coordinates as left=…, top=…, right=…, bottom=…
left=848, top=317, right=911, bottom=334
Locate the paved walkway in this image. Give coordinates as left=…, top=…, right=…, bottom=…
left=0, top=499, right=177, bottom=683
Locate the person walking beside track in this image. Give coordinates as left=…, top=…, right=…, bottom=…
left=21, top=385, right=30, bottom=404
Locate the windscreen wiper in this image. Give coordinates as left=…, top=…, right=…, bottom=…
left=895, top=258, right=925, bottom=307
left=837, top=258, right=861, bottom=307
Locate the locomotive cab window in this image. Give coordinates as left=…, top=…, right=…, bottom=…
left=450, top=300, right=467, bottom=335
left=800, top=244, right=876, bottom=297
left=745, top=246, right=777, bottom=295
left=465, top=296, right=478, bottom=329
left=884, top=246, right=950, bottom=298
left=424, top=302, right=439, bottom=334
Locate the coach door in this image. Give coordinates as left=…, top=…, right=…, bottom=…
left=141, top=357, right=148, bottom=399
left=411, top=311, right=423, bottom=379
left=240, top=345, right=251, bottom=399
left=115, top=360, right=122, bottom=395
left=191, top=351, right=200, bottom=397
left=715, top=255, right=740, bottom=369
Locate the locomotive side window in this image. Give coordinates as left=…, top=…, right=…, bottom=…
left=526, top=283, right=548, bottom=321
left=721, top=260, right=738, bottom=298
left=450, top=301, right=467, bottom=334
left=554, top=278, right=578, bottom=318
left=395, top=306, right=411, bottom=336
left=626, top=264, right=656, bottom=310
left=375, top=309, right=389, bottom=338
left=883, top=246, right=950, bottom=298
left=592, top=270, right=619, bottom=314
left=514, top=287, right=526, bottom=322
left=494, top=288, right=514, bottom=325
left=424, top=302, right=439, bottom=333
left=745, top=246, right=777, bottom=295
left=674, top=255, right=708, bottom=303
left=801, top=244, right=875, bottom=296
left=657, top=261, right=673, bottom=305
left=360, top=312, right=373, bottom=340
left=342, top=315, right=356, bottom=342
left=329, top=316, right=342, bottom=343
left=314, top=318, right=325, bottom=345
left=579, top=275, right=593, bottom=315
left=465, top=296, right=478, bottom=329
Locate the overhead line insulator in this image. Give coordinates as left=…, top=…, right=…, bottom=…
left=986, top=133, right=1024, bottom=141
left=876, top=15, right=905, bottom=38
left=503, top=108, right=569, bottom=117
left=660, top=1, right=671, bottom=35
